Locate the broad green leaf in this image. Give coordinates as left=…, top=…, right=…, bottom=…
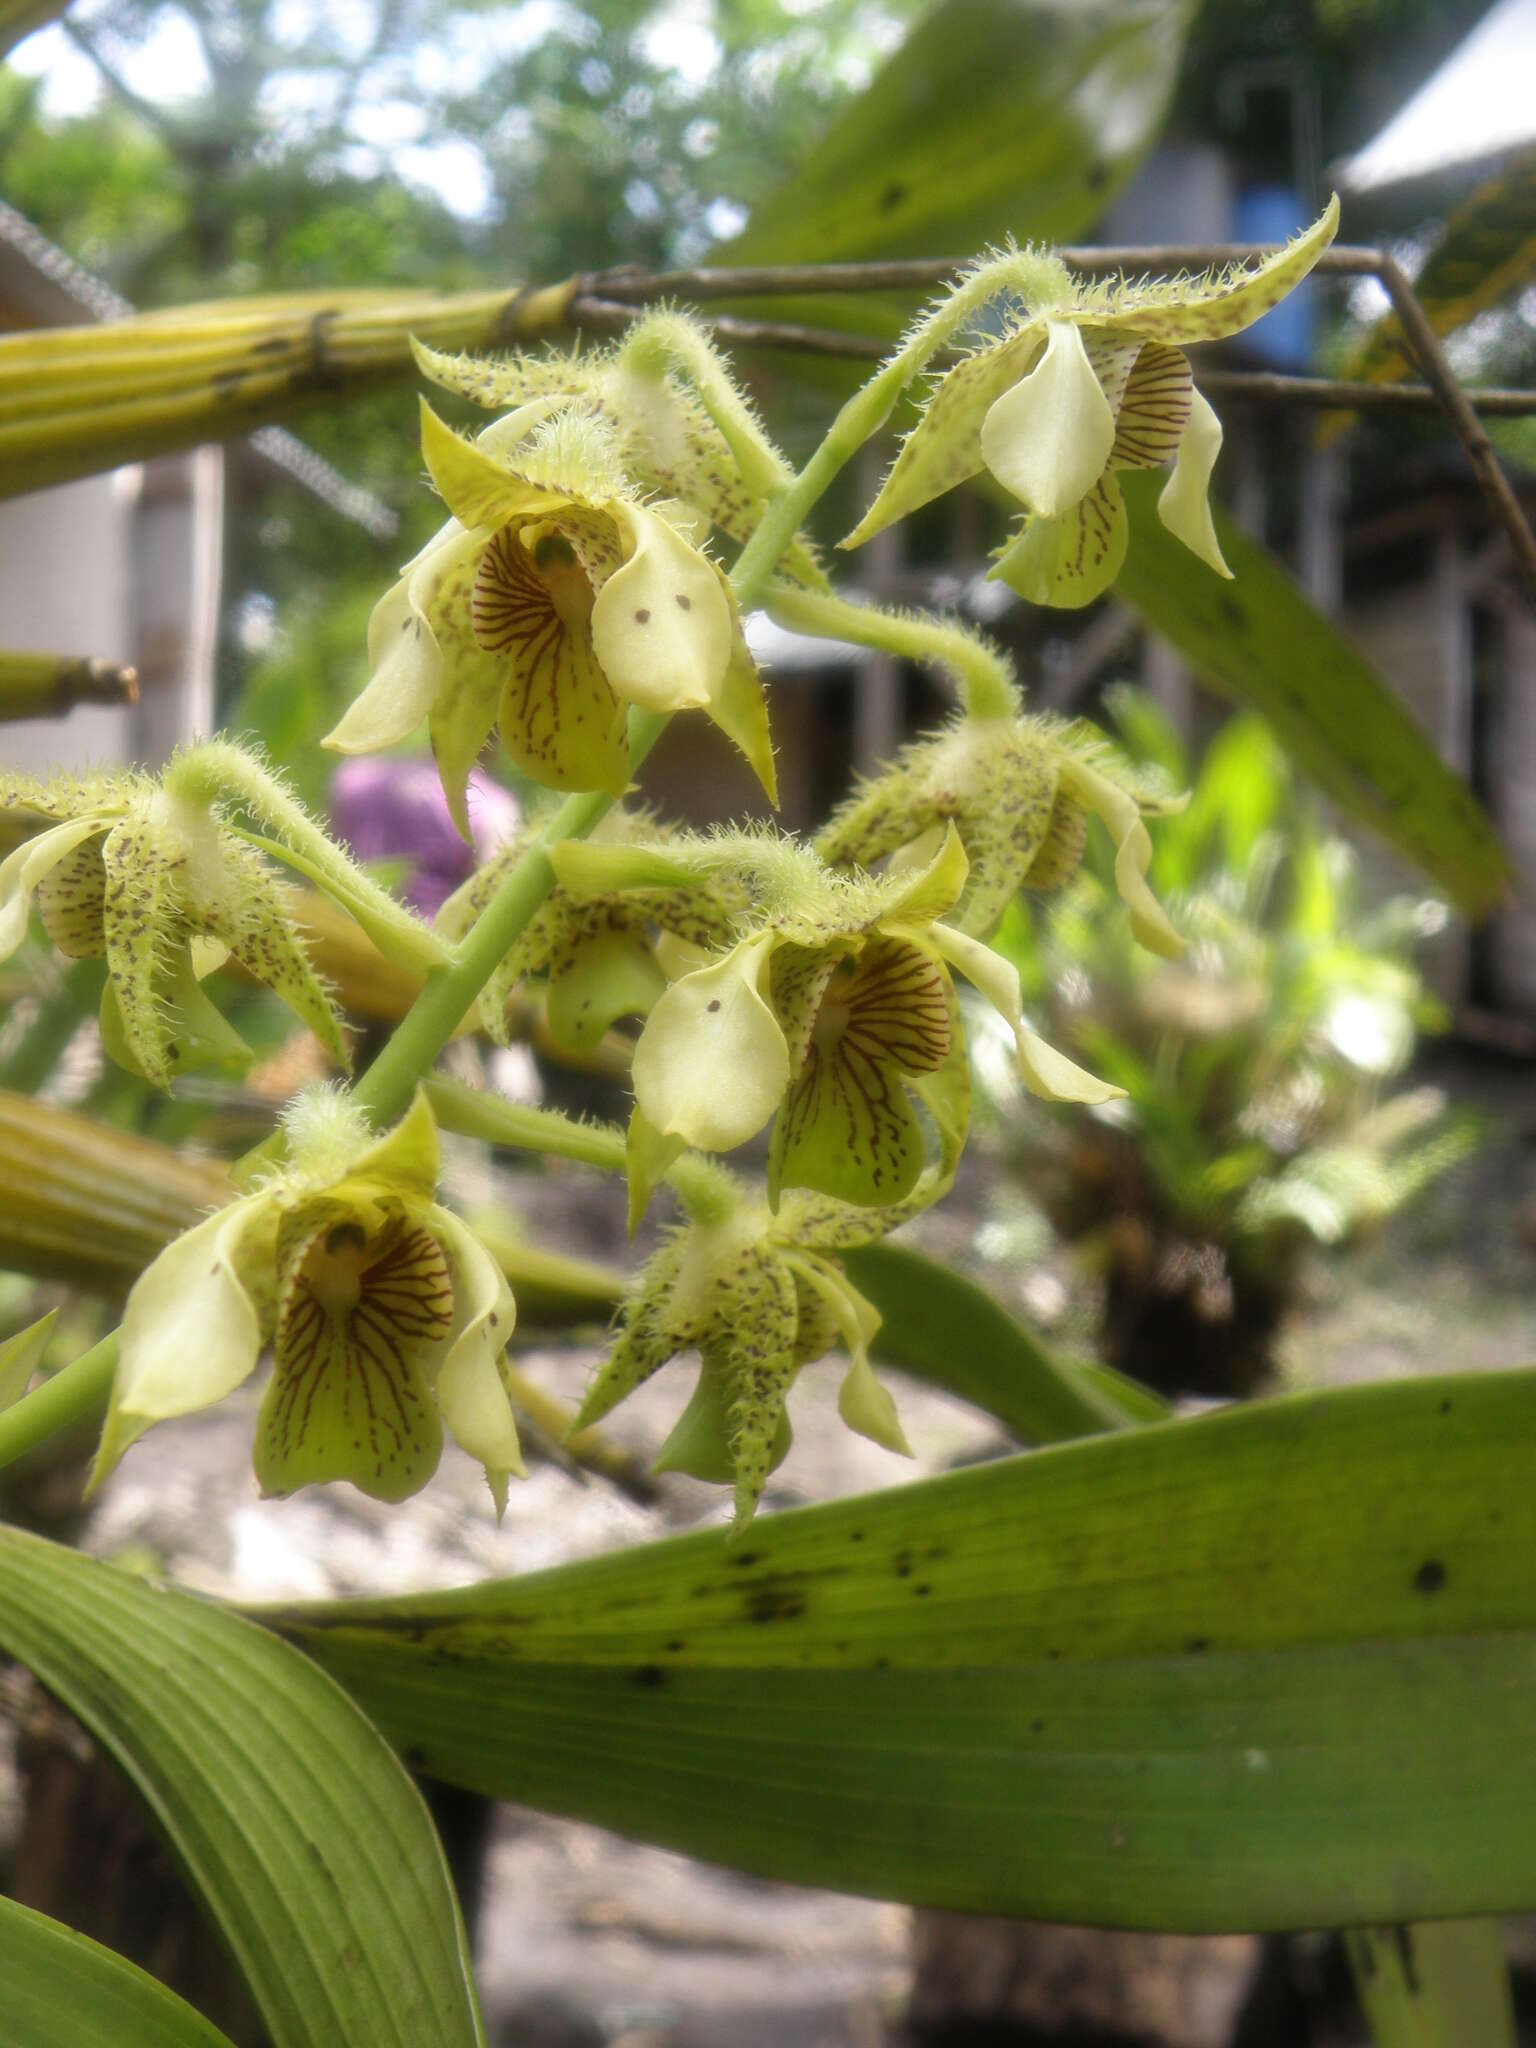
left=1116, top=469, right=1509, bottom=917
left=1337, top=145, right=1536, bottom=391
left=278, top=1368, right=1536, bottom=1932
left=843, top=1238, right=1154, bottom=1439
left=0, top=1894, right=239, bottom=2048
left=728, top=0, right=1192, bottom=265
left=0, top=1528, right=487, bottom=2048
left=1345, top=1919, right=1516, bottom=2048
left=713, top=0, right=1194, bottom=368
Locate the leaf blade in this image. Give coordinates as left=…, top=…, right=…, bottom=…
left=0, top=1894, right=239, bottom=2048
left=275, top=1369, right=1536, bottom=1931
left=0, top=1530, right=487, bottom=2048
left=1116, top=470, right=1510, bottom=915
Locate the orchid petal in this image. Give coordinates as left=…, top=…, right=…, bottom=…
left=324, top=573, right=441, bottom=754
left=93, top=1197, right=269, bottom=1486
left=1157, top=388, right=1232, bottom=579
left=877, top=818, right=969, bottom=926
left=545, top=921, right=667, bottom=1051
left=980, top=319, right=1116, bottom=518
left=927, top=922, right=1123, bottom=1104
left=1056, top=753, right=1186, bottom=958
left=433, top=1210, right=524, bottom=1515
left=990, top=473, right=1128, bottom=610
left=631, top=932, right=790, bottom=1154
left=0, top=816, right=103, bottom=959
left=590, top=502, right=733, bottom=713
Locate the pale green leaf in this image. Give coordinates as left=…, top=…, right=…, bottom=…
left=1116, top=469, right=1509, bottom=917
left=0, top=1528, right=487, bottom=2048
left=0, top=1894, right=239, bottom=2048
left=276, top=1368, right=1536, bottom=1932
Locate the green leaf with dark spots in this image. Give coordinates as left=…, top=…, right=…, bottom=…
left=271, top=1368, right=1536, bottom=1931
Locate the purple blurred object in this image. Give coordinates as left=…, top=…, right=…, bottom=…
left=329, top=757, right=519, bottom=919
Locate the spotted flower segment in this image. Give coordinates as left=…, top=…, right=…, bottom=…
left=819, top=710, right=1187, bottom=952
left=0, top=768, right=346, bottom=1088
left=575, top=1189, right=915, bottom=1528
left=92, top=1091, right=523, bottom=1511
left=843, top=197, right=1339, bottom=607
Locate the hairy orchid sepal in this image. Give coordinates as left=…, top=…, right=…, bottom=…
left=91, top=1090, right=523, bottom=1513
left=572, top=1193, right=910, bottom=1529
left=0, top=768, right=347, bottom=1088
left=843, top=197, right=1339, bottom=606
left=818, top=710, right=1187, bottom=953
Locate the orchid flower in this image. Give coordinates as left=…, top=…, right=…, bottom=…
left=554, top=823, right=1120, bottom=1222
left=326, top=400, right=776, bottom=828
left=574, top=1191, right=912, bottom=1528
left=819, top=711, right=1187, bottom=951
left=844, top=197, right=1339, bottom=607
left=0, top=769, right=345, bottom=1087
left=92, top=1090, right=523, bottom=1512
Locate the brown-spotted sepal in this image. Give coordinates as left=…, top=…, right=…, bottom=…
left=0, top=769, right=346, bottom=1088
left=818, top=711, right=1186, bottom=956
left=572, top=1198, right=907, bottom=1529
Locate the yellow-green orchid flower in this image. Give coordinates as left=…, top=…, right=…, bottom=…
left=92, top=1090, right=523, bottom=1512
left=0, top=769, right=346, bottom=1088
left=411, top=321, right=828, bottom=593
left=325, top=399, right=776, bottom=828
left=574, top=1191, right=911, bottom=1528
left=843, top=197, right=1339, bottom=607
left=435, top=805, right=748, bottom=1050
left=554, top=823, right=1120, bottom=1222
left=818, top=710, right=1187, bottom=951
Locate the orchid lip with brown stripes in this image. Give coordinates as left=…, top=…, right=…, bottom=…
left=89, top=1090, right=526, bottom=1516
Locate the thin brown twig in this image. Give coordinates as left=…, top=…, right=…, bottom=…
left=1197, top=372, right=1536, bottom=416
left=570, top=294, right=889, bottom=359
left=576, top=294, right=1536, bottom=415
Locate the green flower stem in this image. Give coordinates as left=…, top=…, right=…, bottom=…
left=0, top=1333, right=117, bottom=1474
left=425, top=1074, right=740, bottom=1226
left=0, top=337, right=903, bottom=1469
left=617, top=313, right=791, bottom=499
left=166, top=740, right=447, bottom=975
left=765, top=581, right=1021, bottom=721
